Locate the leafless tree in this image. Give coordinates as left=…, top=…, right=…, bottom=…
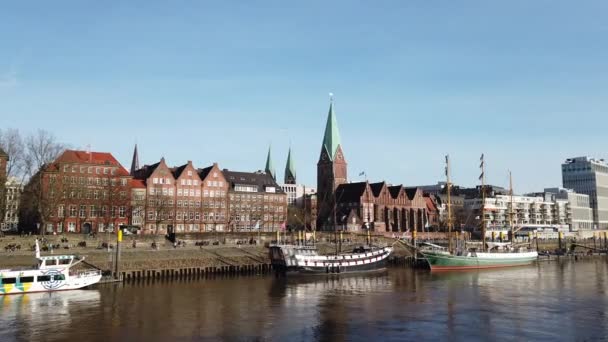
left=17, top=129, right=65, bottom=234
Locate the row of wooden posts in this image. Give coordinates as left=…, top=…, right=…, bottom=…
left=117, top=263, right=273, bottom=282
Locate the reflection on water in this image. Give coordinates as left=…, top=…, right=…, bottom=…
left=1, top=260, right=607, bottom=341
left=0, top=290, right=101, bottom=342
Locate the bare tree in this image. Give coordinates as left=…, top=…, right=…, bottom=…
left=19, top=130, right=65, bottom=234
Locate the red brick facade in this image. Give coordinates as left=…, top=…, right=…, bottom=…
left=336, top=182, right=428, bottom=232
left=36, top=150, right=132, bottom=233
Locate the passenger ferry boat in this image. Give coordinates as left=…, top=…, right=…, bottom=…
left=269, top=244, right=393, bottom=275
left=0, top=240, right=102, bottom=295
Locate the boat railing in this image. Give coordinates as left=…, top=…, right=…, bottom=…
left=72, top=269, right=102, bottom=278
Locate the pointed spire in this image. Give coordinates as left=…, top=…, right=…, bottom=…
left=322, top=94, right=342, bottom=160
left=284, top=147, right=296, bottom=184
left=130, top=144, right=139, bottom=176
left=265, top=145, right=276, bottom=181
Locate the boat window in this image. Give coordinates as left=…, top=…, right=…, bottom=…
left=45, top=259, right=57, bottom=266
left=1, top=278, right=16, bottom=284
left=37, top=275, right=51, bottom=282
left=52, top=274, right=66, bottom=281
left=19, top=276, right=34, bottom=283
left=59, top=259, right=71, bottom=265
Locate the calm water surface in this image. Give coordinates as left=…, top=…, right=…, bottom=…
left=1, top=259, right=607, bottom=341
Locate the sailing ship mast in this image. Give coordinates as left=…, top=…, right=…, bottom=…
left=445, top=155, right=453, bottom=253
left=480, top=154, right=486, bottom=252
left=509, top=171, right=514, bottom=247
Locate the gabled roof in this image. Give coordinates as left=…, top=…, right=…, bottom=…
left=404, top=187, right=420, bottom=200
left=388, top=185, right=404, bottom=199
left=369, top=182, right=386, bottom=197
left=223, top=169, right=284, bottom=193
left=198, top=165, right=214, bottom=180
left=56, top=149, right=129, bottom=176
left=133, top=161, right=161, bottom=180
left=425, top=196, right=438, bottom=211
left=336, top=182, right=368, bottom=202
left=171, top=163, right=189, bottom=179
left=321, top=99, right=342, bottom=161
left=0, top=147, right=7, bottom=157
left=130, top=179, right=146, bottom=189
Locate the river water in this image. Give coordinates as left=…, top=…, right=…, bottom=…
left=1, top=259, right=607, bottom=341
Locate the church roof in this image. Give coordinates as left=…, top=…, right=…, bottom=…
left=321, top=100, right=342, bottom=161
left=404, top=187, right=420, bottom=200
left=388, top=185, right=404, bottom=198
left=264, top=145, right=276, bottom=180
left=336, top=182, right=368, bottom=202
left=284, top=147, right=296, bottom=183
left=369, top=182, right=386, bottom=197
left=130, top=144, right=139, bottom=176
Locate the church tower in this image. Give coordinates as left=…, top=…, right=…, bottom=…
left=265, top=145, right=276, bottom=181
left=130, top=143, right=140, bottom=176
left=317, top=96, right=347, bottom=230
left=284, top=147, right=296, bottom=184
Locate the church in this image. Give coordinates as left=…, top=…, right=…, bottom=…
left=316, top=98, right=428, bottom=233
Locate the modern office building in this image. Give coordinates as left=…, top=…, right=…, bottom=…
left=562, top=157, right=608, bottom=229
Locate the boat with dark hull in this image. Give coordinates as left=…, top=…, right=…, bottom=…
left=270, top=245, right=392, bottom=275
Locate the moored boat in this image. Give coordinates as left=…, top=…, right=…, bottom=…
left=0, top=240, right=102, bottom=295
left=422, top=243, right=538, bottom=271
left=269, top=244, right=393, bottom=275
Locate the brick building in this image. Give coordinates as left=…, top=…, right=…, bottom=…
left=131, top=148, right=285, bottom=234
left=20, top=149, right=132, bottom=234
left=315, top=99, right=428, bottom=232
left=224, top=169, right=286, bottom=231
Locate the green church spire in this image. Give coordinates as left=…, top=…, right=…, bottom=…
left=284, top=147, right=296, bottom=184
left=265, top=145, right=276, bottom=180
left=322, top=96, right=342, bottom=161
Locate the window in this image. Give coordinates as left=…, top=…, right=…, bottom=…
left=193, top=180, right=198, bottom=186
left=19, top=276, right=34, bottom=283
left=53, top=274, right=66, bottom=281
left=203, top=190, right=209, bottom=197
left=148, top=211, right=154, bottom=220
left=190, top=189, right=194, bottom=196
left=177, top=211, right=183, bottom=220
left=153, top=178, right=158, bottom=184
left=196, top=190, right=200, bottom=197
left=91, top=206, right=97, bottom=218
left=1, top=278, right=16, bottom=284
left=37, top=275, right=51, bottom=282
left=104, top=168, right=109, bottom=174
left=219, top=181, right=223, bottom=187
left=207, top=181, right=212, bottom=186
left=168, top=188, right=173, bottom=196
left=181, top=179, right=185, bottom=185
left=119, top=206, right=126, bottom=218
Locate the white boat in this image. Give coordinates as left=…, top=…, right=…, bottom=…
left=269, top=244, right=393, bottom=275
left=0, top=240, right=102, bottom=295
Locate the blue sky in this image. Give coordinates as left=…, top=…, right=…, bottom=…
left=1, top=1, right=607, bottom=193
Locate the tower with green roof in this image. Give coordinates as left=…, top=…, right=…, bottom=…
left=317, top=96, right=348, bottom=230
left=265, top=145, right=276, bottom=181
left=284, top=147, right=296, bottom=184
